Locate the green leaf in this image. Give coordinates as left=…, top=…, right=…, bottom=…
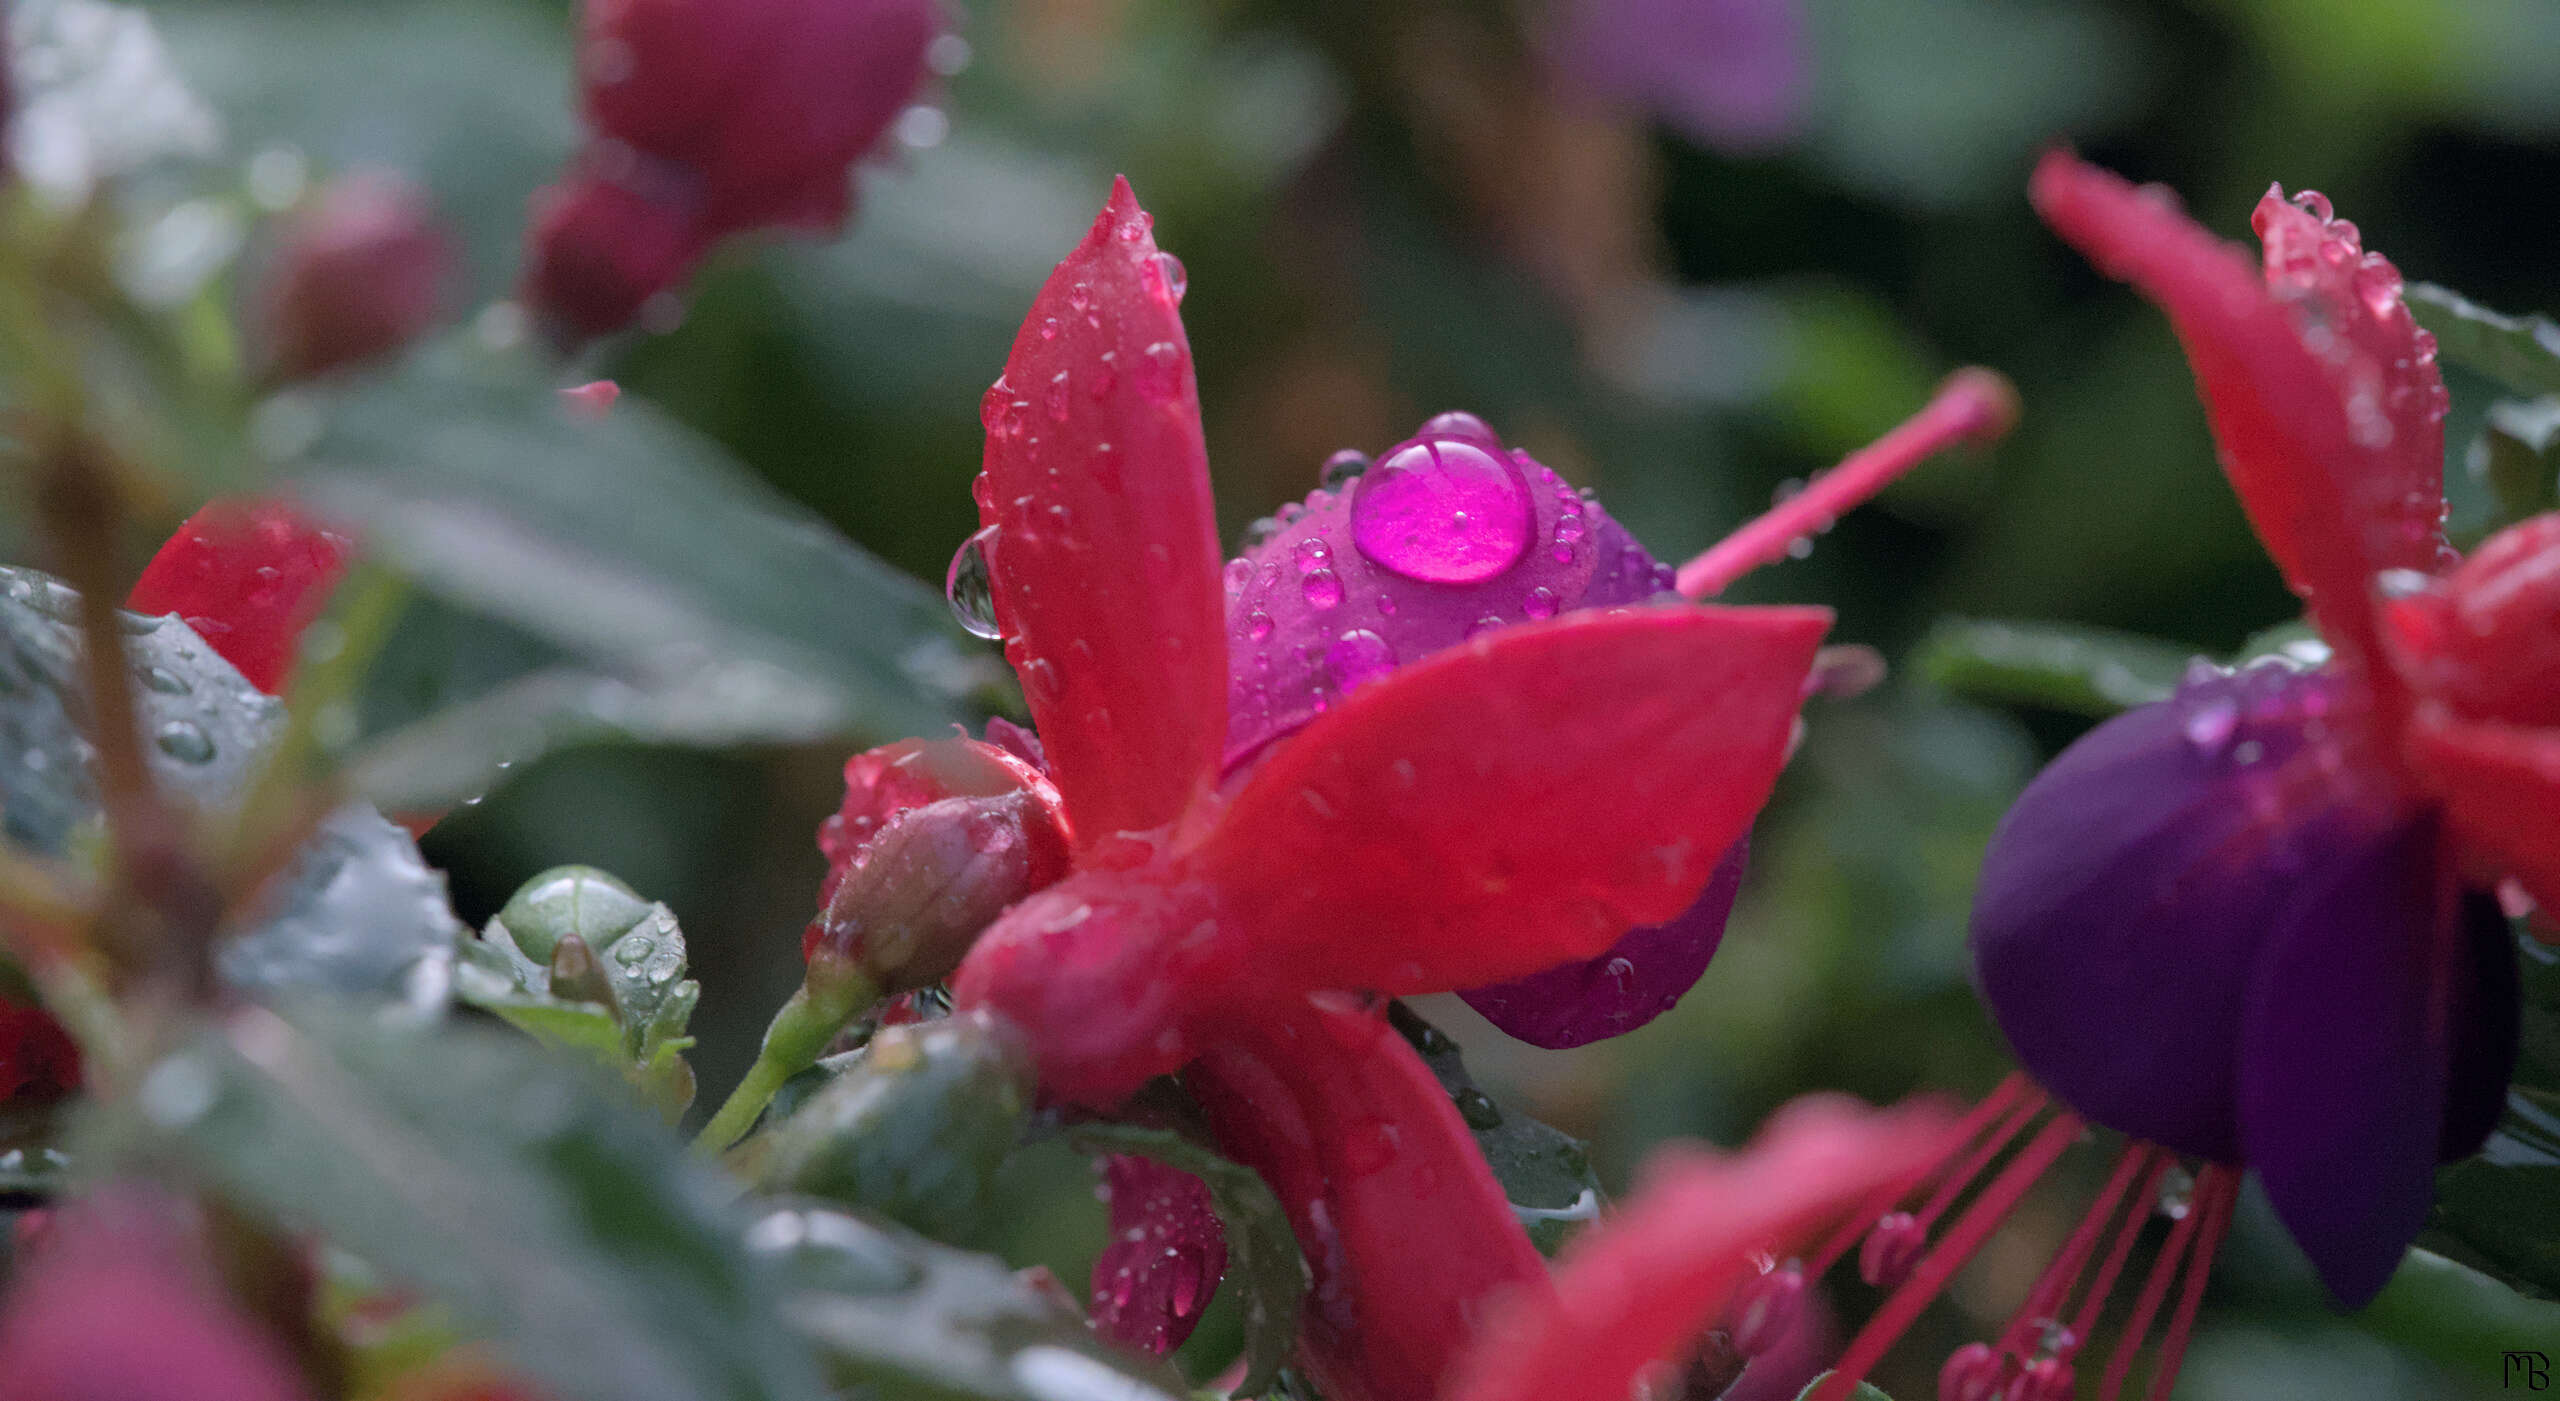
left=2409, top=283, right=2560, bottom=400
left=219, top=804, right=463, bottom=1016
left=1913, top=617, right=2191, bottom=718
left=2466, top=398, right=2560, bottom=528
left=114, top=1008, right=828, bottom=1401
left=1067, top=1123, right=1311, bottom=1399
left=748, top=1200, right=1192, bottom=1401
left=2350, top=1247, right=2560, bottom=1384
left=457, top=866, right=699, bottom=1119
left=1795, top=1374, right=1894, bottom=1401
left=758, top=1019, right=1031, bottom=1244
left=277, top=341, right=996, bottom=759
left=345, top=593, right=850, bottom=815
left=1386, top=1002, right=1602, bottom=1254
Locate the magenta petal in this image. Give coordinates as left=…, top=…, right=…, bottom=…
left=1970, top=662, right=2393, bottom=1162
left=1461, top=837, right=1748, bottom=1048
left=1224, top=424, right=1676, bottom=774
left=1091, top=1154, right=1229, bottom=1357
left=2238, top=816, right=2451, bottom=1310
left=2440, top=889, right=2520, bottom=1162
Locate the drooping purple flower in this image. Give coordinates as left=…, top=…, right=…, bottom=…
left=1222, top=412, right=1742, bottom=1049
left=1971, top=658, right=2517, bottom=1307
left=1090, top=1155, right=1228, bottom=1357
left=1547, top=0, right=1808, bottom=154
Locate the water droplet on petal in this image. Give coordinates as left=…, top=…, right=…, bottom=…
left=1143, top=251, right=1187, bottom=303
left=1523, top=587, right=1558, bottom=620
left=2181, top=695, right=2238, bottom=755
left=1325, top=630, right=1397, bottom=691
left=1247, top=609, right=1274, bottom=641
left=1294, top=537, right=1331, bottom=574
left=1350, top=439, right=1533, bottom=584
left=1223, top=558, right=1252, bottom=597
left=1038, top=316, right=1060, bottom=342
left=1321, top=450, right=1371, bottom=487
left=1137, top=342, right=1185, bottom=401
left=945, top=528, right=1003, bottom=639
left=1301, top=568, right=1343, bottom=610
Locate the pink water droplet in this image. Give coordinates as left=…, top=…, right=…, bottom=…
left=1416, top=410, right=1501, bottom=451
left=978, top=382, right=1011, bottom=434
left=1247, top=609, right=1274, bottom=640
left=1524, top=586, right=1558, bottom=619
left=1223, top=558, right=1252, bottom=597
left=1294, top=537, right=1332, bottom=574
left=1143, top=252, right=1187, bottom=303
left=1349, top=438, right=1533, bottom=584
left=1301, top=568, right=1343, bottom=609
left=1325, top=630, right=1397, bottom=692
left=1038, top=316, right=1060, bottom=342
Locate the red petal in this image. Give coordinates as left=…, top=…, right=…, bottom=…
left=1196, top=606, right=1827, bottom=996
left=1443, top=1095, right=1958, bottom=1401
left=977, top=178, right=1227, bottom=846
left=2029, top=153, right=2445, bottom=723
left=1192, top=998, right=1551, bottom=1401
left=2409, top=708, right=2560, bottom=916
left=127, top=501, right=352, bottom=694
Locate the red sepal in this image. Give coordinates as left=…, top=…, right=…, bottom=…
left=0, top=994, right=78, bottom=1103
left=1442, top=1095, right=1958, bottom=1401
left=2385, top=513, right=2560, bottom=731
left=1192, top=998, right=1551, bottom=1401
left=1197, top=606, right=1828, bottom=996
left=2030, top=153, right=2445, bottom=731
left=2409, top=708, right=2560, bottom=918
left=127, top=501, right=352, bottom=695
left=975, top=178, right=1227, bottom=846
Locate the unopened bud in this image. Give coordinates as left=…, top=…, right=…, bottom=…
left=548, top=933, right=620, bottom=1015
left=810, top=790, right=1068, bottom=994
left=258, top=170, right=451, bottom=381
left=1937, top=1341, right=2006, bottom=1401
left=1725, top=1260, right=1804, bottom=1357
left=1859, top=1210, right=1926, bottom=1288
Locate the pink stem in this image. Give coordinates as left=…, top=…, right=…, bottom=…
left=2096, top=1167, right=2213, bottom=1401
left=1804, top=1072, right=2031, bottom=1275
left=1675, top=368, right=2019, bottom=599
left=2068, top=1152, right=2174, bottom=1348
left=1915, top=1087, right=2047, bottom=1231
left=1804, top=1111, right=2083, bottom=1401
left=1998, top=1142, right=2155, bottom=1357
left=2142, top=1168, right=2235, bottom=1401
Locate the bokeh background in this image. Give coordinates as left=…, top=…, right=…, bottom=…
left=138, top=0, right=2560, bottom=1394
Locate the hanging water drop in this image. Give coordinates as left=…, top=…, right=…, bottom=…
left=1321, top=449, right=1371, bottom=487
left=945, top=528, right=1003, bottom=639
left=154, top=719, right=215, bottom=764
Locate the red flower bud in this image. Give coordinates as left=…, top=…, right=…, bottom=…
left=807, top=790, right=1071, bottom=993
left=0, top=992, right=77, bottom=1103
left=0, top=1189, right=312, bottom=1401
left=523, top=0, right=944, bottom=338
left=256, top=170, right=452, bottom=382
left=815, top=735, right=1066, bottom=911
left=127, top=501, right=352, bottom=695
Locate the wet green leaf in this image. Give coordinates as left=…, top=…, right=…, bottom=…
left=1913, top=616, right=2190, bottom=718
left=2409, top=283, right=2560, bottom=400
left=748, top=1200, right=1190, bottom=1401
left=1067, top=1123, right=1310, bottom=1399
left=278, top=341, right=996, bottom=763
left=759, top=1018, right=1030, bottom=1244
left=458, top=866, right=698, bottom=1119
left=1387, top=1002, right=1602, bottom=1254
left=220, top=804, right=463, bottom=1016
left=2466, top=398, right=2560, bottom=529
left=2351, top=1247, right=2560, bottom=1384
left=118, top=1008, right=827, bottom=1401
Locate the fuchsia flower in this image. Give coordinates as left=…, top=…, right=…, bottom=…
left=127, top=500, right=352, bottom=695
left=1762, top=152, right=2545, bottom=1401
left=921, top=176, right=2008, bottom=1398
left=522, top=0, right=944, bottom=339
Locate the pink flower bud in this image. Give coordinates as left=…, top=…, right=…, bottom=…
left=808, top=790, right=1071, bottom=994
left=257, top=170, right=451, bottom=381
left=523, top=0, right=945, bottom=338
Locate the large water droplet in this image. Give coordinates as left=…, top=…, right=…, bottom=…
left=1325, top=630, right=1397, bottom=692
left=1350, top=438, right=1533, bottom=584
left=1321, top=449, right=1371, bottom=487
left=945, top=528, right=1002, bottom=639
left=1143, top=252, right=1187, bottom=303
left=1416, top=410, right=1502, bottom=451
left=137, top=664, right=190, bottom=695
left=1301, top=569, right=1343, bottom=610
left=1223, top=557, right=1252, bottom=598
left=1524, top=587, right=1559, bottom=620
left=154, top=719, right=215, bottom=764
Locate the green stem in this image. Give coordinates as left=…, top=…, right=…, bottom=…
left=2350, top=1247, right=2560, bottom=1384
left=693, top=963, right=881, bottom=1154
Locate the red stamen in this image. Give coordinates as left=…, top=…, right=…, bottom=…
left=1675, top=367, right=2018, bottom=599
left=2143, top=1168, right=2235, bottom=1401
left=1915, top=1087, right=2049, bottom=1231
left=1806, top=1111, right=2084, bottom=1401
left=1996, top=1142, right=2157, bottom=1358
left=2096, top=1165, right=2220, bottom=1401
left=1806, top=1073, right=2032, bottom=1275
left=2068, top=1152, right=2173, bottom=1345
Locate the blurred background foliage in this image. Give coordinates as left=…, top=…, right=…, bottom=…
left=107, top=0, right=2560, bottom=1393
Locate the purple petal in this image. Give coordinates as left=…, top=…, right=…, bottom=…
left=1223, top=417, right=1676, bottom=775
left=1548, top=0, right=1808, bottom=153
left=1461, top=836, right=1749, bottom=1048
left=1090, top=1154, right=1228, bottom=1357
left=2438, top=888, right=2519, bottom=1162
left=1970, top=662, right=2397, bottom=1161
left=2238, top=815, right=2450, bottom=1310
